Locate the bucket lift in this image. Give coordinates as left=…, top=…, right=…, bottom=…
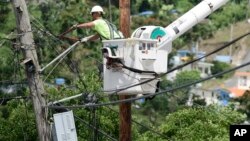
left=102, top=0, right=229, bottom=95
left=102, top=38, right=168, bottom=94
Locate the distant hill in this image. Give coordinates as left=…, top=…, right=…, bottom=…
left=199, top=20, right=250, bottom=64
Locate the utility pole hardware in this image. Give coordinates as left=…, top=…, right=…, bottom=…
left=11, top=0, right=50, bottom=140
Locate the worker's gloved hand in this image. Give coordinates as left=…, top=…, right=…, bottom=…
left=72, top=24, right=78, bottom=29
left=81, top=37, right=88, bottom=43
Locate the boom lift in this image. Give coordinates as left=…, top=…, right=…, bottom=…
left=102, top=0, right=229, bottom=95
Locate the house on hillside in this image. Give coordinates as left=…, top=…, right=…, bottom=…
left=196, top=62, right=214, bottom=78
left=228, top=71, right=250, bottom=97
left=214, top=55, right=232, bottom=63
left=177, top=50, right=206, bottom=62
left=188, top=88, right=230, bottom=106
left=181, top=61, right=214, bottom=78
left=168, top=50, right=213, bottom=80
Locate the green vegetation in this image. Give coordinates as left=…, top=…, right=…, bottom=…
left=139, top=106, right=246, bottom=141
left=233, top=90, right=250, bottom=120
left=0, top=0, right=249, bottom=140
left=211, top=61, right=233, bottom=79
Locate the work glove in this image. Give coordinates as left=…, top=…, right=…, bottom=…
left=72, top=24, right=78, bottom=29
left=81, top=37, right=88, bottom=43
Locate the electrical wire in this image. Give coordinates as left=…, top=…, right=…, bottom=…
left=0, top=96, right=5, bottom=105
left=47, top=59, right=250, bottom=109
left=25, top=18, right=250, bottom=117
left=0, top=80, right=27, bottom=84
left=0, top=32, right=14, bottom=47
left=31, top=19, right=88, bottom=90
left=31, top=15, right=154, bottom=96
left=103, top=31, right=250, bottom=94
left=46, top=31, right=250, bottom=107
left=50, top=102, right=117, bottom=141
left=30, top=18, right=108, bottom=106
left=105, top=106, right=170, bottom=139
left=42, top=45, right=74, bottom=82
left=76, top=32, right=250, bottom=95
left=29, top=18, right=110, bottom=140
left=31, top=23, right=104, bottom=136
left=6, top=4, right=248, bottom=140
left=28, top=6, right=249, bottom=112
left=74, top=115, right=117, bottom=141
left=3, top=27, right=115, bottom=140
left=54, top=31, right=249, bottom=94
left=0, top=96, right=30, bottom=101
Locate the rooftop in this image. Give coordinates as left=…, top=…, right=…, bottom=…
left=227, top=87, right=246, bottom=97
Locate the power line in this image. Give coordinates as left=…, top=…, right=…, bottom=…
left=0, top=96, right=30, bottom=106
left=29, top=19, right=111, bottom=140
left=105, top=106, right=170, bottom=139
left=103, top=31, right=250, bottom=94
left=81, top=31, right=250, bottom=95
left=74, top=115, right=118, bottom=141
left=74, top=31, right=244, bottom=95
left=0, top=80, right=27, bottom=84
left=47, top=59, right=250, bottom=109
left=31, top=15, right=150, bottom=96
left=46, top=31, right=250, bottom=109
left=30, top=17, right=109, bottom=103
left=51, top=102, right=117, bottom=141
left=0, top=96, right=30, bottom=101
left=0, top=32, right=24, bottom=47
left=31, top=19, right=89, bottom=90
left=30, top=19, right=249, bottom=121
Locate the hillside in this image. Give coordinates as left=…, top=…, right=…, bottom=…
left=199, top=20, right=250, bottom=64
left=198, top=20, right=250, bottom=89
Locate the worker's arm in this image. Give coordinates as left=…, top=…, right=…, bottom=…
left=76, top=22, right=95, bottom=28
left=87, top=34, right=99, bottom=41
left=58, top=26, right=76, bottom=37
left=60, top=23, right=91, bottom=35
left=58, top=22, right=94, bottom=37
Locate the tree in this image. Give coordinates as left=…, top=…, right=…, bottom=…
left=174, top=70, right=200, bottom=92
left=1, top=0, right=250, bottom=140
left=233, top=90, right=250, bottom=120
left=138, top=71, right=201, bottom=123
left=0, top=3, right=17, bottom=81
left=0, top=100, right=37, bottom=140
left=211, top=61, right=233, bottom=79
left=0, top=47, right=15, bottom=80
left=138, top=106, right=246, bottom=141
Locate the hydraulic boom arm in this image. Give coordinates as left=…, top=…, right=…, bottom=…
left=165, top=0, right=229, bottom=41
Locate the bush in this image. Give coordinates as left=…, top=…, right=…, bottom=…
left=211, top=61, right=233, bottom=79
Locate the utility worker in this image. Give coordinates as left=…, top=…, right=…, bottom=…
left=59, top=5, right=123, bottom=42
left=59, top=5, right=123, bottom=78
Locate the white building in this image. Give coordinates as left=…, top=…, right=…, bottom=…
left=228, top=71, right=250, bottom=97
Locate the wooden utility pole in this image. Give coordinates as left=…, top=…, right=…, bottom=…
left=11, top=0, right=50, bottom=140
left=119, top=0, right=131, bottom=141
left=119, top=0, right=131, bottom=38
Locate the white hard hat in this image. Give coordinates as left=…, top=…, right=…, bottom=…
left=90, top=5, right=105, bottom=14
